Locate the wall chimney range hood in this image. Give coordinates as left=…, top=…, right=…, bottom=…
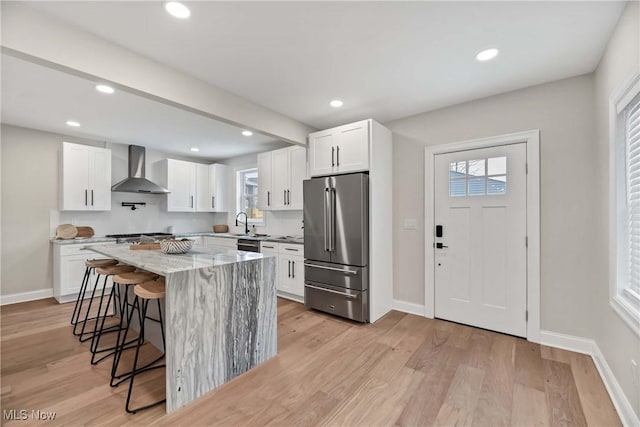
left=111, top=145, right=170, bottom=194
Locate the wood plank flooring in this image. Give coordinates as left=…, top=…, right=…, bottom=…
left=1, top=297, right=621, bottom=426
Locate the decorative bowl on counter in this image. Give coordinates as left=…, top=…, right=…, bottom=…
left=160, top=238, right=194, bottom=254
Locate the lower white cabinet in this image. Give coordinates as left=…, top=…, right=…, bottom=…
left=53, top=242, right=117, bottom=303
left=203, top=236, right=237, bottom=249
left=261, top=242, right=304, bottom=301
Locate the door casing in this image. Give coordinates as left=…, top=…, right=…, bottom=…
left=424, top=130, right=540, bottom=342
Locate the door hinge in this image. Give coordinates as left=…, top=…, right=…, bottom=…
left=526, top=310, right=529, bottom=321
left=525, top=163, right=528, bottom=174
left=525, top=236, right=528, bottom=247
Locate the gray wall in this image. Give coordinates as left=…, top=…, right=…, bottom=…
left=1, top=124, right=100, bottom=297
left=593, top=1, right=640, bottom=418
left=386, top=74, right=596, bottom=338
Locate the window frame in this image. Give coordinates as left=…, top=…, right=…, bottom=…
left=235, top=167, right=264, bottom=226
left=610, top=67, right=640, bottom=335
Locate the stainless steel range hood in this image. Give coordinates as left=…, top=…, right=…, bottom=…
left=111, top=145, right=170, bottom=194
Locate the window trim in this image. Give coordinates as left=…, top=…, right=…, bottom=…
left=235, top=167, right=265, bottom=226
left=609, top=66, right=640, bottom=336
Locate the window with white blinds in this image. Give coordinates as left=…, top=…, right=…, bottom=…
left=626, top=93, right=640, bottom=297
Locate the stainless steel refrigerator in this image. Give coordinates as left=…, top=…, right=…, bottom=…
left=303, top=173, right=369, bottom=322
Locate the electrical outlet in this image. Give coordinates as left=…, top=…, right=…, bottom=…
left=403, top=219, right=417, bottom=230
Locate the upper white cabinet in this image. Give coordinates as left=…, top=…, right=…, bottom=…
left=196, top=163, right=228, bottom=213
left=308, top=119, right=370, bottom=177
left=259, top=146, right=306, bottom=211
left=208, top=164, right=229, bottom=212
left=165, top=160, right=228, bottom=213
left=257, top=152, right=273, bottom=210
left=60, top=142, right=112, bottom=211
left=166, top=159, right=197, bottom=212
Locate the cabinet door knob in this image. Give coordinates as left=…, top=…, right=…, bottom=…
left=267, top=191, right=270, bottom=206
left=85, top=189, right=88, bottom=206
left=332, top=146, right=335, bottom=167
left=336, top=146, right=340, bottom=167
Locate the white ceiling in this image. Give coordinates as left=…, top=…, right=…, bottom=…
left=25, top=1, right=626, bottom=129
left=1, top=54, right=288, bottom=160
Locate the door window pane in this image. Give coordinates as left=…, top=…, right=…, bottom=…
left=468, top=177, right=486, bottom=195
left=488, top=175, right=507, bottom=195
left=488, top=156, right=507, bottom=175
left=468, top=159, right=485, bottom=177
left=450, top=179, right=466, bottom=197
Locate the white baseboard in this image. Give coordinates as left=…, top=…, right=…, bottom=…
left=540, top=330, right=639, bottom=427
left=1, top=288, right=53, bottom=306
left=392, top=299, right=426, bottom=316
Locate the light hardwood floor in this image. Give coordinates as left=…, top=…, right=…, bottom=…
left=1, top=297, right=621, bottom=426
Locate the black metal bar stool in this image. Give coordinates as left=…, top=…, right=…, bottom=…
left=72, top=258, right=118, bottom=338
left=88, top=264, right=138, bottom=364
left=109, top=271, right=160, bottom=388
left=124, top=278, right=166, bottom=414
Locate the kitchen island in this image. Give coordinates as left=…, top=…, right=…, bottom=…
left=87, top=243, right=277, bottom=413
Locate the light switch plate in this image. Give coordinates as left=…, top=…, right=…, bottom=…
left=403, top=219, right=417, bottom=230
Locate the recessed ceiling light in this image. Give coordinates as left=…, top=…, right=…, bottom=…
left=66, top=120, right=80, bottom=127
left=242, top=130, right=253, bottom=136
left=96, top=84, right=115, bottom=94
left=330, top=100, right=344, bottom=108
left=475, top=48, right=499, bottom=62
left=190, top=147, right=200, bottom=152
left=165, top=2, right=190, bottom=19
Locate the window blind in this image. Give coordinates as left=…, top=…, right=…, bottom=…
left=626, top=94, right=640, bottom=295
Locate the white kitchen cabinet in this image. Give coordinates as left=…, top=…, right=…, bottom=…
left=60, top=142, right=112, bottom=211
left=203, top=236, right=236, bottom=249
left=271, top=148, right=289, bottom=210
left=257, top=152, right=273, bottom=211
left=167, top=161, right=228, bottom=213
left=278, top=243, right=304, bottom=299
left=166, top=159, right=197, bottom=212
left=195, top=163, right=210, bottom=213
left=208, top=164, right=228, bottom=212
left=260, top=146, right=306, bottom=211
left=261, top=242, right=304, bottom=301
left=53, top=241, right=117, bottom=303
left=308, top=119, right=370, bottom=177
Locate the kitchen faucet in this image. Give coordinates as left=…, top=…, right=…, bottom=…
left=235, top=212, right=250, bottom=235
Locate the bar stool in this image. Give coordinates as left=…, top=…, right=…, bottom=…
left=88, top=264, right=137, bottom=364
left=124, top=278, right=166, bottom=413
left=109, top=271, right=159, bottom=388
left=72, top=258, right=118, bottom=339
left=71, top=258, right=118, bottom=329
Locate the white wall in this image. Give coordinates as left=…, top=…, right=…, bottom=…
left=221, top=152, right=304, bottom=237
left=0, top=124, right=224, bottom=297
left=593, top=1, right=640, bottom=418
left=386, top=73, right=597, bottom=338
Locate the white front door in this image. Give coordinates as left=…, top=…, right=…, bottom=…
left=434, top=143, right=527, bottom=337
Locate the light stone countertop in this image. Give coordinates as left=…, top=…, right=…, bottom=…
left=87, top=243, right=274, bottom=276
left=51, top=237, right=117, bottom=245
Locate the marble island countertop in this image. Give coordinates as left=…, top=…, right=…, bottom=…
left=86, top=243, right=273, bottom=276
left=51, top=232, right=303, bottom=245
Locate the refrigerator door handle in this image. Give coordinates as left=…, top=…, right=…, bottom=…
left=303, top=263, right=358, bottom=275
left=324, top=187, right=330, bottom=251
left=305, top=284, right=357, bottom=299
left=330, top=187, right=336, bottom=252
